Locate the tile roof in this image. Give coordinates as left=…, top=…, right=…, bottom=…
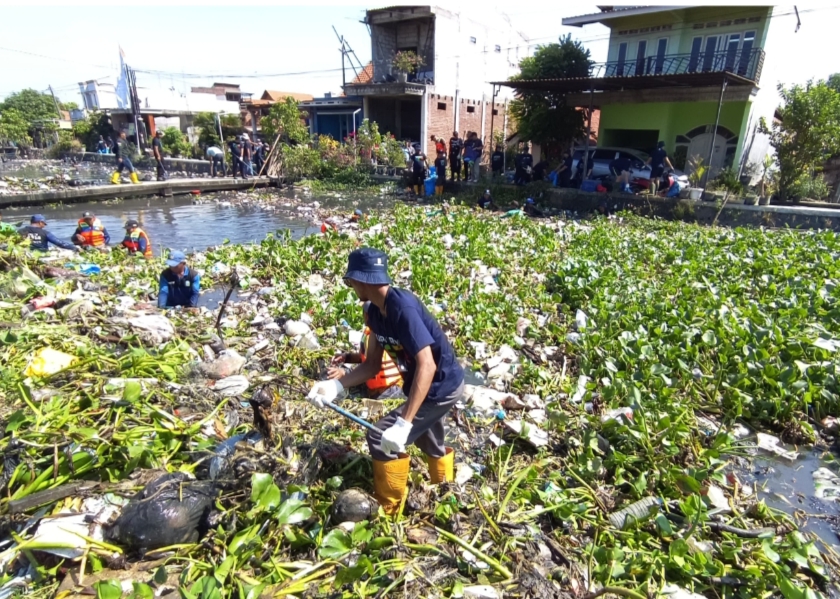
left=261, top=90, right=315, bottom=102
left=350, top=62, right=374, bottom=85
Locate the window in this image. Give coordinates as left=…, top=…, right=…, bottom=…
left=689, top=36, right=703, bottom=72
left=634, top=40, right=648, bottom=76
left=615, top=42, right=628, bottom=76
left=725, top=33, right=740, bottom=70
left=466, top=105, right=475, bottom=113
left=469, top=36, right=477, bottom=44
left=738, top=31, right=756, bottom=76
left=654, top=38, right=668, bottom=74
left=492, top=109, right=499, bottom=115
left=494, top=45, right=501, bottom=53
left=593, top=149, right=616, bottom=161
left=702, top=35, right=719, bottom=71
left=437, top=102, right=447, bottom=110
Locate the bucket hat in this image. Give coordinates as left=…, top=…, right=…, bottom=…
left=344, top=248, right=391, bottom=285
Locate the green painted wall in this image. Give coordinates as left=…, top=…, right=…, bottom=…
left=605, top=7, right=772, bottom=63
left=599, top=100, right=752, bottom=161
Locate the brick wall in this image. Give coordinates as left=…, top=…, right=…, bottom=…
left=424, top=94, right=511, bottom=163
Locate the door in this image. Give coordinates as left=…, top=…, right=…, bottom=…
left=687, top=132, right=726, bottom=179
left=688, top=37, right=703, bottom=72
left=634, top=40, right=648, bottom=76
left=615, top=42, right=628, bottom=76
left=738, top=31, right=756, bottom=76
left=654, top=38, right=668, bottom=74
left=724, top=33, right=740, bottom=71
left=702, top=36, right=719, bottom=72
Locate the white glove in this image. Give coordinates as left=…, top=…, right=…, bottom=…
left=381, top=417, right=412, bottom=456
left=307, top=379, right=344, bottom=408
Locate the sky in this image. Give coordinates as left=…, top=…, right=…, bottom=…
left=1, top=2, right=838, bottom=107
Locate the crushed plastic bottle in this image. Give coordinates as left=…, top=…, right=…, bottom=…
left=609, top=497, right=663, bottom=530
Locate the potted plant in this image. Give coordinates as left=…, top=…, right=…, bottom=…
left=757, top=155, right=775, bottom=205
left=392, top=51, right=425, bottom=83
left=687, top=155, right=707, bottom=200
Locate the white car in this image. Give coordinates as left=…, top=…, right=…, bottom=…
left=572, top=146, right=689, bottom=184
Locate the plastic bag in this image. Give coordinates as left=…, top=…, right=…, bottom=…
left=24, top=347, right=78, bottom=377
left=104, top=472, right=219, bottom=552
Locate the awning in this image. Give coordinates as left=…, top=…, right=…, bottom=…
left=491, top=71, right=756, bottom=94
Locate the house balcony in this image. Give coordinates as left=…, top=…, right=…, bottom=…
left=343, top=58, right=433, bottom=98
left=594, top=47, right=764, bottom=83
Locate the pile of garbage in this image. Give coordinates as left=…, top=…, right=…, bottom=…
left=0, top=203, right=839, bottom=598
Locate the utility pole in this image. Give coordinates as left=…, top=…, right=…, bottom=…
left=47, top=85, right=61, bottom=144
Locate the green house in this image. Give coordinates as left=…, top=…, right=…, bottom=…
left=562, top=6, right=785, bottom=177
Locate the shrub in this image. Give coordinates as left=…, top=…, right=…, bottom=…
left=161, top=127, right=192, bottom=157
left=47, top=131, right=82, bottom=158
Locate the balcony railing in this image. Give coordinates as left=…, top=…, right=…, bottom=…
left=592, top=47, right=765, bottom=84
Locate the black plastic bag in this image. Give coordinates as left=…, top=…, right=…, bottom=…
left=105, top=472, right=219, bottom=552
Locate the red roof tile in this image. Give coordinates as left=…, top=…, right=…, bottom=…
left=351, top=62, right=374, bottom=85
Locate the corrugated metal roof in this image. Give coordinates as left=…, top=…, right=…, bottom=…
left=564, top=6, right=687, bottom=26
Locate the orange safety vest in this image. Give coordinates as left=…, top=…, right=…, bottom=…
left=122, top=228, right=152, bottom=258
left=77, top=218, right=106, bottom=247
left=361, top=327, right=403, bottom=391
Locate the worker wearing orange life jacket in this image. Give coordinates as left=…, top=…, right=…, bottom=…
left=121, top=219, right=152, bottom=258
left=327, top=301, right=403, bottom=397
left=72, top=211, right=110, bottom=249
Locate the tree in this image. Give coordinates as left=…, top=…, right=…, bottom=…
left=508, top=34, right=593, bottom=151
left=828, top=73, right=840, bottom=95
left=161, top=127, right=192, bottom=157
left=261, top=97, right=309, bottom=145
left=760, top=80, right=840, bottom=202
left=60, top=101, right=79, bottom=111
left=0, top=89, right=61, bottom=129
left=194, top=112, right=240, bottom=148
left=0, top=108, right=32, bottom=145
left=73, top=111, right=113, bottom=150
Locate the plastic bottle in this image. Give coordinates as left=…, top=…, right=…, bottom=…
left=609, top=497, right=663, bottom=530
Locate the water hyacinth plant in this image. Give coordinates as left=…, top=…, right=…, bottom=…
left=0, top=203, right=839, bottom=597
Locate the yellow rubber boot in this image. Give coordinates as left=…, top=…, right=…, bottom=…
left=426, top=447, right=454, bottom=484
left=372, top=454, right=410, bottom=516
left=130, top=172, right=140, bottom=184
left=110, top=171, right=121, bottom=185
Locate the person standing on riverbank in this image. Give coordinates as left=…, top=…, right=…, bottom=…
left=158, top=250, right=200, bottom=309
left=111, top=132, right=139, bottom=185
left=434, top=151, right=447, bottom=195
left=308, top=248, right=464, bottom=515
left=241, top=134, right=253, bottom=177
left=228, top=137, right=244, bottom=180
left=448, top=131, right=462, bottom=182
left=121, top=220, right=152, bottom=258
left=18, top=215, right=79, bottom=252
left=152, top=130, right=166, bottom=181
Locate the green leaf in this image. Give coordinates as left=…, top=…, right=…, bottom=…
left=250, top=472, right=281, bottom=512
left=5, top=410, right=29, bottom=433
left=214, top=555, right=235, bottom=584
left=275, top=498, right=312, bottom=525
left=318, top=528, right=353, bottom=559
left=123, top=381, right=142, bottom=403
left=655, top=513, right=673, bottom=536
left=702, top=330, right=718, bottom=346
left=129, top=582, right=154, bottom=599
left=762, top=541, right=780, bottom=563
left=778, top=574, right=805, bottom=599
left=95, top=580, right=123, bottom=599
left=154, top=565, right=168, bottom=585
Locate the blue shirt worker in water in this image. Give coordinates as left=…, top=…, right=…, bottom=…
left=17, top=214, right=79, bottom=252
left=308, top=248, right=464, bottom=515
left=158, top=250, right=200, bottom=309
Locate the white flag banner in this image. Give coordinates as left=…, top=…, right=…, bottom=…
left=115, top=46, right=131, bottom=109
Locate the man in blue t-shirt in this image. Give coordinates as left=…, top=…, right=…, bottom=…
left=308, top=247, right=464, bottom=515
left=645, top=141, right=674, bottom=196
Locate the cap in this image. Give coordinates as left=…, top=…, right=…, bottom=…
left=526, top=197, right=534, bottom=204
left=354, top=209, right=363, bottom=216
left=658, top=141, right=666, bottom=148
left=485, top=189, right=490, bottom=194
left=166, top=249, right=187, bottom=267
left=344, top=248, right=391, bottom=286
left=155, top=130, right=163, bottom=136
left=241, top=133, right=250, bottom=140
left=125, top=219, right=139, bottom=229
left=31, top=214, right=46, bottom=224
left=82, top=211, right=94, bottom=218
